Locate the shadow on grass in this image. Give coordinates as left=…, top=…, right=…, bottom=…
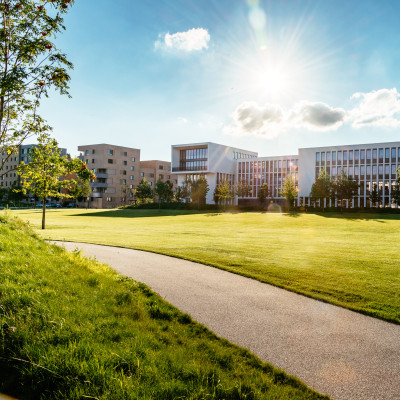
left=76, top=209, right=212, bottom=218
left=306, top=211, right=400, bottom=222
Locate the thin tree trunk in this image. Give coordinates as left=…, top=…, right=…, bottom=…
left=42, top=198, right=46, bottom=229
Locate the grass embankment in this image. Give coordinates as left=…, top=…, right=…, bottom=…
left=13, top=209, right=400, bottom=324
left=0, top=213, right=327, bottom=400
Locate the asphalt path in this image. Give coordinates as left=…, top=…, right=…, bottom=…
left=55, top=241, right=400, bottom=400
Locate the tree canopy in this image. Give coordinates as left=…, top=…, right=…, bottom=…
left=0, top=0, right=74, bottom=177
left=279, top=176, right=297, bottom=208
left=310, top=167, right=332, bottom=210
left=214, top=179, right=233, bottom=210
left=135, top=178, right=153, bottom=204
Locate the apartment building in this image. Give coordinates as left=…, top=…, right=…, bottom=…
left=1, top=144, right=67, bottom=189
left=171, top=140, right=400, bottom=207
left=78, top=144, right=175, bottom=208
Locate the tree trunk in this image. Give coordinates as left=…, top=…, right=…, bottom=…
left=42, top=198, right=46, bottom=230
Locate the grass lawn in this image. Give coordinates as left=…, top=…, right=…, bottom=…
left=0, top=213, right=328, bottom=400
left=12, top=208, right=400, bottom=324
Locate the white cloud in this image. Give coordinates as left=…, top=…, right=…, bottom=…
left=224, top=101, right=345, bottom=137
left=350, top=88, right=400, bottom=127
left=288, top=101, right=347, bottom=131
left=177, top=117, right=188, bottom=124
left=155, top=28, right=210, bottom=52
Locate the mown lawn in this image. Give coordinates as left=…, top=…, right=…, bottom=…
left=13, top=208, right=400, bottom=324
left=0, top=213, right=328, bottom=400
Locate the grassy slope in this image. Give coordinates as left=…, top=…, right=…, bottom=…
left=13, top=208, right=400, bottom=324
left=0, top=213, right=328, bottom=400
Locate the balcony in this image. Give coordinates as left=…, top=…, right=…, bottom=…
left=172, top=166, right=208, bottom=172
left=91, top=193, right=103, bottom=198
left=95, top=172, right=108, bottom=179
left=92, top=182, right=108, bottom=188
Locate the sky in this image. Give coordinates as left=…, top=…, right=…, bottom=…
left=40, top=0, right=400, bottom=160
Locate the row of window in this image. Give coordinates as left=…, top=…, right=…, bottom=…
left=316, top=165, right=399, bottom=179
left=315, top=148, right=400, bottom=165
left=179, top=161, right=208, bottom=171
left=180, top=148, right=208, bottom=161
left=238, top=160, right=298, bottom=174
left=233, top=151, right=257, bottom=160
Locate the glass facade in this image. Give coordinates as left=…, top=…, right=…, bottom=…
left=178, top=147, right=208, bottom=172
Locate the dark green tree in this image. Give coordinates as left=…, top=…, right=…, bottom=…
left=369, top=183, right=381, bottom=208
left=258, top=182, right=269, bottom=207
left=155, top=179, right=174, bottom=206
left=332, top=170, right=359, bottom=212
left=190, top=175, right=209, bottom=209
left=0, top=0, right=74, bottom=177
left=310, top=167, right=332, bottom=211
left=392, top=180, right=400, bottom=207
left=135, top=178, right=153, bottom=204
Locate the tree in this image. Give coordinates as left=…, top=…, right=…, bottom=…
left=135, top=178, right=153, bottom=204
left=332, top=170, right=359, bottom=212
left=69, top=179, right=91, bottom=208
left=0, top=0, right=74, bottom=177
left=190, top=175, right=209, bottom=209
left=17, top=137, right=94, bottom=229
left=392, top=180, right=400, bottom=208
left=279, top=176, right=297, bottom=209
left=174, top=186, right=183, bottom=202
left=214, top=179, right=233, bottom=211
left=180, top=176, right=192, bottom=203
left=8, top=181, right=25, bottom=203
left=309, top=167, right=332, bottom=211
left=368, top=183, right=381, bottom=208
left=258, top=182, right=269, bottom=207
left=155, top=179, right=173, bottom=206
left=235, top=179, right=252, bottom=198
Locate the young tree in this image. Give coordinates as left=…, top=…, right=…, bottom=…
left=180, top=176, right=192, bottom=203
left=214, top=179, right=233, bottom=211
left=369, top=183, right=381, bottom=208
left=310, top=167, right=332, bottom=211
left=174, top=186, right=183, bottom=202
left=0, top=0, right=74, bottom=177
left=391, top=180, right=400, bottom=208
left=279, top=176, right=298, bottom=209
left=17, top=137, right=94, bottom=229
left=332, top=170, right=359, bottom=212
left=258, top=182, right=269, bottom=207
left=235, top=179, right=252, bottom=198
left=190, top=175, right=209, bottom=209
left=155, top=179, right=173, bottom=205
left=135, top=178, right=153, bottom=204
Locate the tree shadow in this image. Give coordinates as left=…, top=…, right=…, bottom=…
left=305, top=211, right=400, bottom=222
left=76, top=209, right=212, bottom=219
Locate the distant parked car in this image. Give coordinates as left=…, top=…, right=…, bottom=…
left=47, top=203, right=62, bottom=208
left=64, top=203, right=75, bottom=208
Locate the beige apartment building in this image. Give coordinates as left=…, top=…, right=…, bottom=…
left=78, top=144, right=175, bottom=208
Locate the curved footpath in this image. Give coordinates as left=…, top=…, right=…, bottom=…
left=55, top=242, right=400, bottom=400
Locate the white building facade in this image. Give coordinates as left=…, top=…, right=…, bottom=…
left=171, top=140, right=400, bottom=207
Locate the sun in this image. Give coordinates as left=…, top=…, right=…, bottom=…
left=257, top=68, right=288, bottom=95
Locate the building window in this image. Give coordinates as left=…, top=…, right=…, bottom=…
left=159, top=174, right=164, bottom=179
left=174, top=179, right=177, bottom=184
left=123, top=161, right=127, bottom=166
left=130, top=166, right=134, bottom=171
left=131, top=157, right=135, bottom=162
left=108, top=149, right=114, bottom=156
left=92, top=159, right=95, bottom=164
left=130, top=176, right=133, bottom=180
left=122, top=179, right=126, bottom=184
left=92, top=149, right=95, bottom=154
left=84, top=150, right=89, bottom=156
left=167, top=175, right=170, bottom=179
left=150, top=173, right=154, bottom=178
left=122, top=170, right=127, bottom=175
left=123, top=151, right=127, bottom=156
left=159, top=165, right=164, bottom=170
left=106, top=197, right=112, bottom=202
left=108, top=159, right=113, bottom=164
left=141, top=172, right=144, bottom=177
left=149, top=182, right=152, bottom=186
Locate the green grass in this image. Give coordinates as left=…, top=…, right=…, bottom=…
left=0, top=212, right=328, bottom=400
left=12, top=208, right=400, bottom=324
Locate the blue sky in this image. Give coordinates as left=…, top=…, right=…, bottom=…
left=41, top=0, right=400, bottom=160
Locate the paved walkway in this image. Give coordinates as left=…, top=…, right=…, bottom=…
left=56, top=241, right=400, bottom=400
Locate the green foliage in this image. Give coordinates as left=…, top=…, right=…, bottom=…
left=135, top=178, right=153, bottom=204
left=0, top=0, right=74, bottom=177
left=310, top=168, right=332, bottom=210
left=214, top=179, right=233, bottom=210
left=369, top=183, right=381, bottom=207
left=235, top=179, right=252, bottom=198
left=279, top=176, right=297, bottom=208
left=0, top=214, right=328, bottom=400
left=155, top=179, right=174, bottom=203
left=258, top=182, right=269, bottom=206
left=332, top=170, right=359, bottom=210
left=190, top=175, right=209, bottom=208
left=391, top=172, right=400, bottom=206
